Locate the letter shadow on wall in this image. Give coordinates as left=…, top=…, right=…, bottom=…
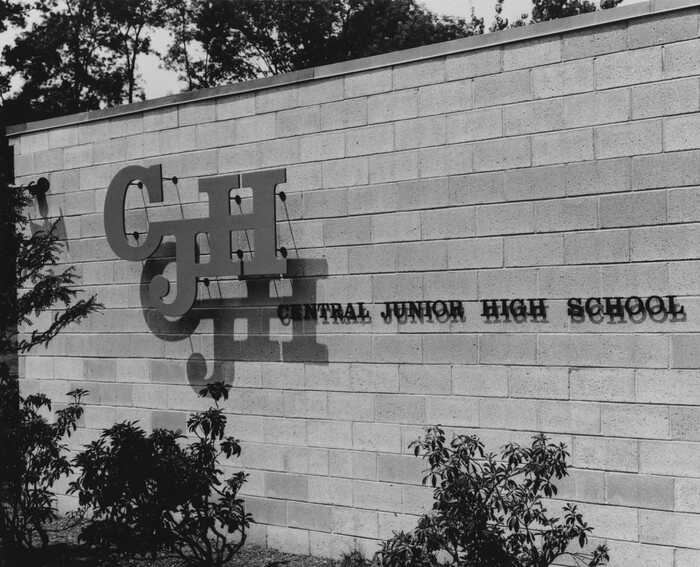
left=140, top=242, right=329, bottom=391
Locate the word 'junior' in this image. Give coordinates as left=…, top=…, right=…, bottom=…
left=277, top=300, right=464, bottom=323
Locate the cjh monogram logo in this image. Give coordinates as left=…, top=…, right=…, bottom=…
left=104, top=164, right=287, bottom=317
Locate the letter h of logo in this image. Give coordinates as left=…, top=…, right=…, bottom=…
left=104, top=164, right=287, bottom=317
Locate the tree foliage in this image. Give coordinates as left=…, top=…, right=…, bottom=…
left=160, top=0, right=485, bottom=91
left=71, top=382, right=251, bottom=567
left=377, top=428, right=610, bottom=567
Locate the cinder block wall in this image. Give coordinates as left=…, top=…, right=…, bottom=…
left=8, top=1, right=700, bottom=563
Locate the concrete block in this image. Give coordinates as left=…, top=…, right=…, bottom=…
left=287, top=502, right=333, bottom=532
left=446, top=107, right=502, bottom=144
left=351, top=363, right=399, bottom=393
left=371, top=211, right=421, bottom=244
left=349, top=243, right=396, bottom=274
left=235, top=114, right=276, bottom=144
left=418, top=143, right=472, bottom=178
left=632, top=77, right=700, bottom=120
left=21, top=131, right=49, bottom=153
left=307, top=420, right=352, bottom=449
left=535, top=196, right=597, bottom=232
left=393, top=58, right=444, bottom=89
left=255, top=85, right=297, bottom=113
left=668, top=186, right=700, bottom=223
left=678, top=549, right=700, bottom=567
left=561, top=21, right=627, bottom=60
left=640, top=510, right=700, bottom=548
left=532, top=128, right=594, bottom=166
left=376, top=453, right=424, bottom=484
left=34, top=148, right=64, bottom=173
left=641, top=439, right=700, bottom=477
left=510, top=367, right=568, bottom=400
left=98, top=383, right=133, bottom=407
left=245, top=496, right=287, bottom=526
left=566, top=157, right=631, bottom=196
left=452, top=365, right=508, bottom=397
left=324, top=216, right=371, bottom=247
left=600, top=190, right=666, bottom=228
left=445, top=47, right=501, bottom=80
left=349, top=183, right=397, bottom=215
left=672, top=334, right=700, bottom=369
left=664, top=38, right=700, bottom=79
left=84, top=358, right=116, bottom=382
left=398, top=365, right=451, bottom=395
left=474, top=70, right=530, bottom=108
left=194, top=120, right=234, bottom=149
left=670, top=407, right=700, bottom=441
left=219, top=143, right=258, bottom=173
left=308, top=476, right=353, bottom=506
left=633, top=149, right=700, bottom=190
left=631, top=224, right=700, bottom=261
left=474, top=137, right=530, bottom=172
left=418, top=79, right=472, bottom=116
left=596, top=46, right=663, bottom=90
left=12, top=153, right=34, bottom=177
left=329, top=450, right=376, bottom=480
left=564, top=88, right=630, bottom=129
left=556, top=468, right=605, bottom=503
left=665, top=113, right=700, bottom=152
left=503, top=36, right=560, bottom=71
left=298, top=77, right=344, bottom=105
left=80, top=164, right=116, bottom=190
left=601, top=263, right=668, bottom=296
left=423, top=270, right=477, bottom=299
left=303, top=188, right=347, bottom=219
left=480, top=398, right=538, bottom=430
left=263, top=418, right=307, bottom=447
left=322, top=157, right=368, bottom=188
left=574, top=436, right=638, bottom=472
left=576, top=502, right=638, bottom=541
left=596, top=119, right=662, bottom=159
left=178, top=100, right=215, bottom=126
left=368, top=89, right=418, bottom=124
left=637, top=369, right=700, bottom=405
left=424, top=334, right=477, bottom=365
left=159, top=125, right=197, bottom=154
left=477, top=267, right=537, bottom=298
left=629, top=8, right=699, bottom=48
left=376, top=394, right=427, bottom=425
left=305, top=363, right=352, bottom=391
left=532, top=59, right=593, bottom=99
left=396, top=116, right=446, bottom=150
left=570, top=368, right=635, bottom=402
left=151, top=410, right=186, bottom=432
left=346, top=124, right=393, bottom=157
left=48, top=126, right=78, bottom=149
left=675, top=477, right=700, bottom=512
left=426, top=395, right=479, bottom=427
left=344, top=68, right=392, bottom=98
left=333, top=508, right=378, bottom=539
left=278, top=105, right=320, bottom=138
left=538, top=400, right=600, bottom=435
left=77, top=122, right=109, bottom=145
left=327, top=393, right=374, bottom=422
left=369, top=150, right=419, bottom=183
left=396, top=241, right=446, bottom=272
left=564, top=229, right=629, bottom=264
left=374, top=335, right=422, bottom=364
left=504, top=233, right=564, bottom=267
left=125, top=132, right=160, bottom=160
left=505, top=98, right=563, bottom=136
left=402, top=484, right=433, bottom=514
left=144, top=106, right=179, bottom=131
left=421, top=207, right=474, bottom=240
left=538, top=334, right=600, bottom=366
left=265, top=472, right=308, bottom=501
left=109, top=115, right=143, bottom=138
left=353, top=422, right=402, bottom=453
left=479, top=334, right=536, bottom=365
left=602, top=333, right=668, bottom=368
left=267, top=526, right=310, bottom=556
left=601, top=402, right=669, bottom=439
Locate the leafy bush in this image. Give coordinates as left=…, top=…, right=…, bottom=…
left=0, top=178, right=100, bottom=561
left=0, top=385, right=87, bottom=559
left=376, top=427, right=609, bottom=567
left=71, top=381, right=251, bottom=567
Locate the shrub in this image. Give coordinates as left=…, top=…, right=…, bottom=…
left=71, top=381, right=251, bottom=567
left=376, top=427, right=609, bottom=567
left=0, top=385, right=87, bottom=559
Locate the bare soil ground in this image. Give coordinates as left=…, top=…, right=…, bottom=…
left=0, top=519, right=352, bottom=567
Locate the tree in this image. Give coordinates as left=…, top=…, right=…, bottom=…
left=0, top=0, right=25, bottom=34
left=530, top=0, right=623, bottom=23
left=161, top=0, right=484, bottom=91
left=0, top=159, right=101, bottom=559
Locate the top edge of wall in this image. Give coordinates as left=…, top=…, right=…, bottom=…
left=6, top=0, right=700, bottom=138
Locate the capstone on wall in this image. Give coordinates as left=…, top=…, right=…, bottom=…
left=8, top=1, right=700, bottom=563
